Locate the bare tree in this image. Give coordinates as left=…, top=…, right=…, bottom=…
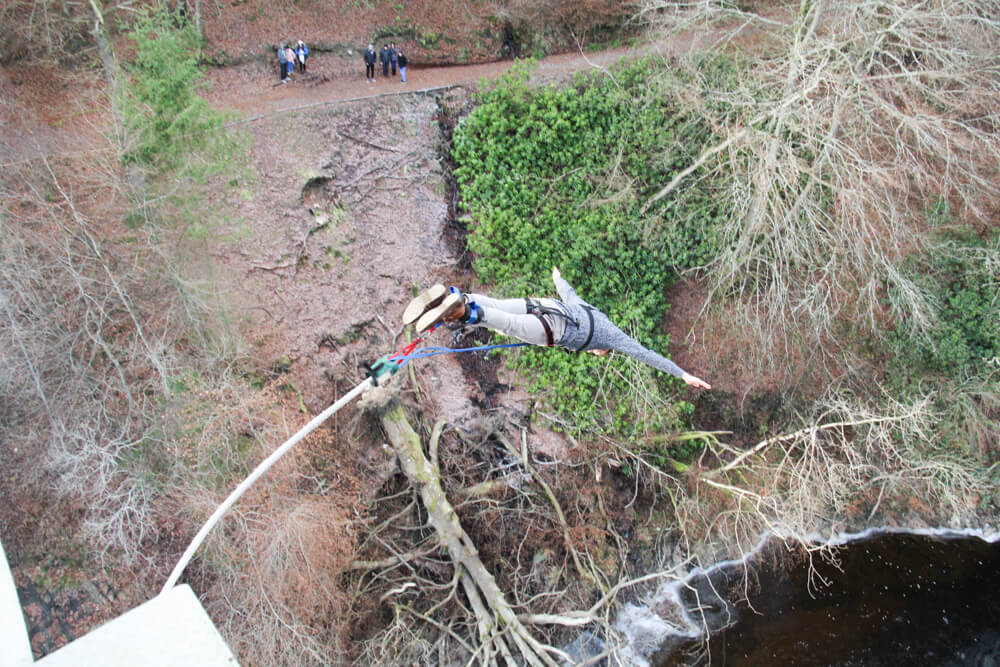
left=86, top=0, right=125, bottom=127
left=0, top=1, right=139, bottom=64
left=0, top=157, right=156, bottom=562
left=0, top=126, right=254, bottom=566
left=638, top=0, right=1000, bottom=378
left=300, top=384, right=708, bottom=666
left=691, top=386, right=984, bottom=547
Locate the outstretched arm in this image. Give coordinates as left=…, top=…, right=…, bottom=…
left=681, top=372, right=712, bottom=390
left=551, top=266, right=583, bottom=305
left=591, top=309, right=712, bottom=389
left=553, top=266, right=711, bottom=389
left=611, top=333, right=711, bottom=386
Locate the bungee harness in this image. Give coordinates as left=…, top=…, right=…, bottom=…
left=524, top=298, right=595, bottom=351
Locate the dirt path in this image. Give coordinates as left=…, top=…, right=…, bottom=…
left=206, top=46, right=642, bottom=118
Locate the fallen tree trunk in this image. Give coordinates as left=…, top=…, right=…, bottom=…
left=376, top=398, right=563, bottom=666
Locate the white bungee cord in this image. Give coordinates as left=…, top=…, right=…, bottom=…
left=160, top=376, right=374, bottom=595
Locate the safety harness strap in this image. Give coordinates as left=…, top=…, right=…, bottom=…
left=525, top=298, right=555, bottom=346
left=537, top=313, right=554, bottom=346
left=575, top=306, right=596, bottom=352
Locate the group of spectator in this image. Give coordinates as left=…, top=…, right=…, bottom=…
left=276, top=40, right=309, bottom=83
left=364, top=43, right=407, bottom=83
left=275, top=39, right=411, bottom=86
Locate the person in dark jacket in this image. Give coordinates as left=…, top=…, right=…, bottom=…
left=277, top=43, right=288, bottom=83
left=389, top=42, right=399, bottom=76
left=364, top=43, right=377, bottom=82
left=404, top=267, right=712, bottom=389
left=379, top=44, right=390, bottom=78
left=397, top=50, right=407, bottom=83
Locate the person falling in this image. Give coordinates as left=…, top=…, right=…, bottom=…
left=403, top=267, right=711, bottom=389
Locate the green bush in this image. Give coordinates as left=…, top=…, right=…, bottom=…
left=890, top=229, right=1000, bottom=379
left=452, top=58, right=728, bottom=435
left=883, top=226, right=1000, bottom=463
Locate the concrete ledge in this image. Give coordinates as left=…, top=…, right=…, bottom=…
left=37, top=585, right=237, bottom=667
left=0, top=540, right=34, bottom=667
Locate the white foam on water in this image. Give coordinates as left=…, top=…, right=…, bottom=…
left=613, top=603, right=674, bottom=667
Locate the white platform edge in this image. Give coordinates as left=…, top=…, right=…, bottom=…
left=0, top=539, right=34, bottom=667
left=35, top=583, right=238, bottom=667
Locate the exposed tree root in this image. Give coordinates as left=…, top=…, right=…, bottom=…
left=497, top=430, right=603, bottom=592
left=376, top=398, right=566, bottom=666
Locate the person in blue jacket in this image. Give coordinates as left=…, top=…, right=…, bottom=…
left=295, top=40, right=309, bottom=74
left=404, top=267, right=712, bottom=389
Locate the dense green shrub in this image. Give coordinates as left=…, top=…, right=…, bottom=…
left=452, top=58, right=728, bottom=435
left=891, top=229, right=1000, bottom=379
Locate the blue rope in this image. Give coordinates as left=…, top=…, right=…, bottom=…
left=390, top=342, right=530, bottom=367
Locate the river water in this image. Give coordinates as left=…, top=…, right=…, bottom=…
left=611, top=529, right=1000, bottom=666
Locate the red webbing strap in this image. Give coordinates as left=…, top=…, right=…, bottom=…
left=389, top=339, right=421, bottom=366
left=535, top=313, right=554, bottom=346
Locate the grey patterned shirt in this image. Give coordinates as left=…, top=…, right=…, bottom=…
left=551, top=276, right=686, bottom=379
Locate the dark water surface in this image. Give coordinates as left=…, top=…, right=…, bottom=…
left=677, top=531, right=1000, bottom=666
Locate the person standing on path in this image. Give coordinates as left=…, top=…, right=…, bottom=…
left=379, top=44, right=390, bottom=78
left=285, top=45, right=296, bottom=79
left=295, top=40, right=309, bottom=74
left=398, top=50, right=407, bottom=83
left=404, top=267, right=712, bottom=389
left=390, top=42, right=399, bottom=76
left=277, top=43, right=289, bottom=83
left=364, top=43, right=377, bottom=82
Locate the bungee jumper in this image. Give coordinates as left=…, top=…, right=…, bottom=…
left=403, top=266, right=712, bottom=390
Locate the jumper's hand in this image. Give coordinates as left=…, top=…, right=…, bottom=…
left=681, top=372, right=712, bottom=390
left=552, top=266, right=561, bottom=283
